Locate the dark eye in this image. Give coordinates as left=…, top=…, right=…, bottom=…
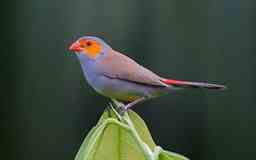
left=86, top=41, right=92, bottom=46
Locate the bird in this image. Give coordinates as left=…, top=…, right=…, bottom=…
left=69, top=36, right=226, bottom=111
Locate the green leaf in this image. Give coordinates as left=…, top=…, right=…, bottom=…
left=93, top=122, right=146, bottom=160
left=128, top=110, right=156, bottom=150
left=74, top=126, right=97, bottom=160
left=75, top=118, right=146, bottom=160
left=74, top=107, right=190, bottom=160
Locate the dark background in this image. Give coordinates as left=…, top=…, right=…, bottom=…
left=2, top=0, right=256, bottom=160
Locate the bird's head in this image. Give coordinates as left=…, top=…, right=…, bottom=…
left=69, top=36, right=111, bottom=59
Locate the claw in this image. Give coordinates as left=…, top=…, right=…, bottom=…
left=119, top=105, right=128, bottom=116
left=110, top=99, right=128, bottom=116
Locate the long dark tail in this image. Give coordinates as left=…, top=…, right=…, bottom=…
left=161, top=79, right=227, bottom=90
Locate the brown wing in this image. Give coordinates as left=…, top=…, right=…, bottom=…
left=95, top=49, right=166, bottom=87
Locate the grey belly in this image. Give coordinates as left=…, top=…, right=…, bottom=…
left=88, top=75, right=169, bottom=102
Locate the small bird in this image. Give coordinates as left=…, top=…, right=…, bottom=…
left=69, top=36, right=226, bottom=111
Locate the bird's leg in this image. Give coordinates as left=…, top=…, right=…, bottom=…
left=111, top=97, right=145, bottom=115
left=123, top=97, right=146, bottom=111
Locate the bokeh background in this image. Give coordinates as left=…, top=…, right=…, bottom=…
left=2, top=0, right=256, bottom=160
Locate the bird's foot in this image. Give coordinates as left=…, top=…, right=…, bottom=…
left=119, top=106, right=128, bottom=116
left=111, top=99, right=127, bottom=116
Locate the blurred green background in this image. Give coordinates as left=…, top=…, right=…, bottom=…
left=2, top=0, right=256, bottom=160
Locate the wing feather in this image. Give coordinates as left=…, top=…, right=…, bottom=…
left=95, top=50, right=166, bottom=87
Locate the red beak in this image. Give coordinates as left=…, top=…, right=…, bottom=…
left=69, top=42, right=82, bottom=52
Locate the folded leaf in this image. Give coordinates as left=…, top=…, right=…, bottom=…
left=74, top=107, right=189, bottom=160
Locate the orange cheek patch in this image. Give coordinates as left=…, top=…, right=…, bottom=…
left=84, top=43, right=102, bottom=59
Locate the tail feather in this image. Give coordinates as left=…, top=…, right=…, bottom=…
left=161, top=79, right=227, bottom=90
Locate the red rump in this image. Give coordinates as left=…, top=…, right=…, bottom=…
left=162, top=79, right=186, bottom=85
left=161, top=79, right=226, bottom=90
